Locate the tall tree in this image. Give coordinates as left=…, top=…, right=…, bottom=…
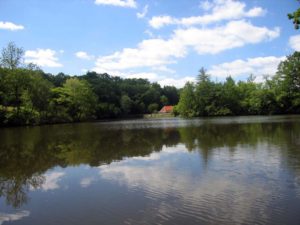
left=176, top=82, right=196, bottom=117
left=197, top=67, right=210, bottom=84
left=52, top=78, right=97, bottom=121
left=195, top=67, right=214, bottom=116
left=0, top=42, right=24, bottom=69
left=275, top=51, right=300, bottom=112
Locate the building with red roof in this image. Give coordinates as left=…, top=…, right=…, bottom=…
left=159, top=105, right=174, bottom=113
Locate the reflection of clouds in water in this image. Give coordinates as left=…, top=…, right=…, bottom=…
left=39, top=172, right=65, bottom=191
left=0, top=211, right=30, bottom=225
left=80, top=177, right=96, bottom=188
left=99, top=145, right=284, bottom=224
left=130, top=145, right=186, bottom=161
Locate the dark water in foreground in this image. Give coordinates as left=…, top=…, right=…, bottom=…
left=0, top=116, right=300, bottom=225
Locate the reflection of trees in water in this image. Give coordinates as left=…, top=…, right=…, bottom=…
left=0, top=124, right=181, bottom=208
left=0, top=119, right=300, bottom=208
left=0, top=174, right=44, bottom=208
left=179, top=121, right=300, bottom=164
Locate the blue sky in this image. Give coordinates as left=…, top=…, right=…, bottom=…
left=0, top=0, right=299, bottom=87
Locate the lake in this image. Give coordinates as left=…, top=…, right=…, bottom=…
left=0, top=116, right=300, bottom=225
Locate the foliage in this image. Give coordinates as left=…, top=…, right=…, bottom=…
left=148, top=103, right=159, bottom=113
left=0, top=43, right=180, bottom=126
left=176, top=82, right=197, bottom=117
left=0, top=42, right=24, bottom=69
left=288, top=1, right=300, bottom=29
left=2, top=41, right=300, bottom=125
left=176, top=54, right=300, bottom=117
left=51, top=78, right=97, bottom=121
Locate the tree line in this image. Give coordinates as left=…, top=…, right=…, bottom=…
left=1, top=42, right=300, bottom=125
left=0, top=42, right=179, bottom=126
left=176, top=52, right=300, bottom=117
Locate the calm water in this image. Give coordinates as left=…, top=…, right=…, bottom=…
left=1, top=116, right=300, bottom=225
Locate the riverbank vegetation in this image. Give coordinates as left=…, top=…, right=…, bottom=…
left=175, top=52, right=300, bottom=117
left=1, top=41, right=300, bottom=125
left=0, top=43, right=179, bottom=126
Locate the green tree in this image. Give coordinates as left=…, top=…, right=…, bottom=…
left=120, top=94, right=133, bottom=115
left=275, top=51, right=300, bottom=112
left=0, top=42, right=24, bottom=69
left=148, top=103, right=159, bottom=114
left=220, top=76, right=240, bottom=115
left=195, top=68, right=214, bottom=116
left=52, top=78, right=97, bottom=121
left=162, top=86, right=179, bottom=105
left=176, top=82, right=196, bottom=117
left=288, top=1, right=300, bottom=29
left=160, top=95, right=168, bottom=106
left=22, top=70, right=53, bottom=118
left=197, top=67, right=209, bottom=84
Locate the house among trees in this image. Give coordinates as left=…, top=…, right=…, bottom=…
left=159, top=105, right=174, bottom=113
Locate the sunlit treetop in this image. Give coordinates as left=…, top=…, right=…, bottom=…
left=288, top=0, right=300, bottom=29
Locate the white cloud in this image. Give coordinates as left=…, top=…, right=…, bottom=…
left=25, top=49, right=63, bottom=67
left=93, top=20, right=279, bottom=74
left=0, top=21, right=24, bottom=31
left=209, top=56, right=286, bottom=81
left=0, top=211, right=30, bottom=225
left=199, top=0, right=214, bottom=11
left=152, top=66, right=176, bottom=74
left=75, top=51, right=94, bottom=60
left=174, top=20, right=279, bottom=54
left=94, top=0, right=136, bottom=8
left=125, top=72, right=159, bottom=80
left=289, top=34, right=300, bottom=51
left=158, top=76, right=195, bottom=88
left=81, top=68, right=88, bottom=73
left=40, top=172, right=65, bottom=191
left=149, top=0, right=265, bottom=29
left=137, top=5, right=148, bottom=19
left=149, top=16, right=175, bottom=29
left=93, top=38, right=186, bottom=72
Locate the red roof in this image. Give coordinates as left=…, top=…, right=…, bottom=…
left=159, top=105, right=174, bottom=113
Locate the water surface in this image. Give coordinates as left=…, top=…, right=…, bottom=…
left=1, top=116, right=300, bottom=225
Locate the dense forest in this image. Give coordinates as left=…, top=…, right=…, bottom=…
left=0, top=41, right=300, bottom=126
left=0, top=43, right=179, bottom=126
left=175, top=52, right=300, bottom=117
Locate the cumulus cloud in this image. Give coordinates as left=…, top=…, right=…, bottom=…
left=209, top=56, right=286, bottom=81
left=124, top=72, right=159, bottom=80
left=174, top=20, right=279, bottom=54
left=0, top=21, right=24, bottom=31
left=199, top=0, right=214, bottom=11
left=137, top=5, right=148, bottom=19
left=289, top=34, right=300, bottom=51
left=152, top=66, right=176, bottom=74
left=158, top=76, right=195, bottom=88
left=0, top=211, right=30, bottom=225
left=25, top=49, right=63, bottom=67
left=93, top=20, right=279, bottom=74
left=91, top=68, right=160, bottom=82
left=94, top=0, right=136, bottom=8
left=149, top=0, right=265, bottom=29
left=93, top=38, right=186, bottom=72
left=75, top=51, right=94, bottom=60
